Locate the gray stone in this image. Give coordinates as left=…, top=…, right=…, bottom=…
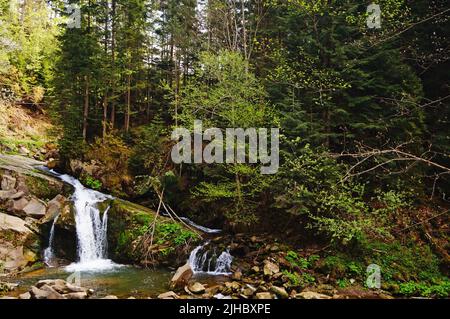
left=23, top=198, right=46, bottom=218
left=0, top=190, right=16, bottom=200
left=170, top=262, right=193, bottom=289
left=19, top=292, right=31, bottom=299
left=0, top=212, right=31, bottom=234
left=1, top=175, right=16, bottom=191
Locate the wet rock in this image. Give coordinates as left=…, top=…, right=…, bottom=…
left=170, top=263, right=193, bottom=289
left=263, top=260, right=279, bottom=276
left=158, top=291, right=179, bottom=299
left=23, top=198, right=46, bottom=218
left=43, top=195, right=67, bottom=223
left=255, top=292, right=273, bottom=299
left=188, top=282, right=206, bottom=294
left=270, top=286, right=289, bottom=299
left=1, top=175, right=16, bottom=191
left=295, top=291, right=332, bottom=299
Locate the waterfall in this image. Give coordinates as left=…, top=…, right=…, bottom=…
left=188, top=243, right=233, bottom=275
left=43, top=215, right=59, bottom=266
left=57, top=174, right=118, bottom=272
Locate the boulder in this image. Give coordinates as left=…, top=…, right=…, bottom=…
left=188, top=282, right=206, bottom=294
left=19, top=292, right=31, bottom=299
left=0, top=190, right=17, bottom=200
left=255, top=292, right=273, bottom=299
left=0, top=212, right=31, bottom=234
left=295, top=291, right=332, bottom=299
left=157, top=291, right=179, bottom=299
left=43, top=195, right=66, bottom=222
left=270, top=286, right=289, bottom=299
left=23, top=198, right=46, bottom=218
left=1, top=175, right=16, bottom=191
left=10, top=197, right=29, bottom=212
left=64, top=292, right=88, bottom=299
left=31, top=285, right=65, bottom=299
left=170, top=263, right=193, bottom=289
left=263, top=260, right=279, bottom=276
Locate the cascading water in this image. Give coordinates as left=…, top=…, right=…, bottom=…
left=43, top=215, right=59, bottom=266
left=188, top=242, right=233, bottom=275
left=57, top=174, right=119, bottom=272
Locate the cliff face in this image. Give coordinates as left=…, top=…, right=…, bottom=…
left=0, top=155, right=69, bottom=274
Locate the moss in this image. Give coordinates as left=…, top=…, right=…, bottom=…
left=107, top=198, right=201, bottom=266
left=25, top=175, right=63, bottom=200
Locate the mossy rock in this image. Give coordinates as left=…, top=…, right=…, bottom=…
left=107, top=199, right=201, bottom=267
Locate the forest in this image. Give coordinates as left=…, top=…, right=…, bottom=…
left=0, top=0, right=449, bottom=301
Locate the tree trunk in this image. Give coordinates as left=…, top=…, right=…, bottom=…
left=83, top=75, right=90, bottom=141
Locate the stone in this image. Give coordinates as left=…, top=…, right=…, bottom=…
left=270, top=286, right=289, bottom=299
left=44, top=195, right=66, bottom=222
left=170, top=263, right=193, bottom=289
left=188, top=282, right=206, bottom=294
left=19, top=292, right=31, bottom=299
left=31, top=285, right=65, bottom=299
left=12, top=198, right=28, bottom=212
left=0, top=212, right=31, bottom=234
left=1, top=175, right=16, bottom=191
left=255, top=292, right=273, bottom=299
left=0, top=190, right=17, bottom=200
left=295, top=291, right=332, bottom=300
left=64, top=292, right=88, bottom=299
left=102, top=295, right=119, bottom=299
left=225, top=281, right=240, bottom=291
left=23, top=198, right=46, bottom=218
left=242, top=284, right=257, bottom=297
left=157, top=291, right=179, bottom=299
left=232, top=270, right=242, bottom=281
left=263, top=260, right=279, bottom=276
left=19, top=146, right=30, bottom=155
left=251, top=266, right=260, bottom=273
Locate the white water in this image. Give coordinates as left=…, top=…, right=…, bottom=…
left=188, top=243, right=233, bottom=275
left=179, top=217, right=221, bottom=234
left=57, top=174, right=120, bottom=272
left=43, top=215, right=59, bottom=266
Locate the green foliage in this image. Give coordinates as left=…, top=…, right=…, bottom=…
left=155, top=222, right=198, bottom=246
left=399, top=280, right=450, bottom=298
left=82, top=174, right=102, bottom=190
